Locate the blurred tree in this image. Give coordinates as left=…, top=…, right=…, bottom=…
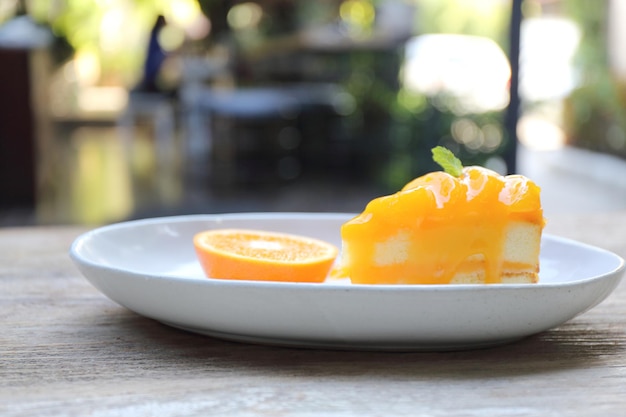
left=417, top=0, right=511, bottom=49
left=21, top=0, right=203, bottom=87
left=562, top=0, right=626, bottom=159
left=382, top=0, right=514, bottom=189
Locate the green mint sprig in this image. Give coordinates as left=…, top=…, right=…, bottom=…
left=431, top=146, right=463, bottom=177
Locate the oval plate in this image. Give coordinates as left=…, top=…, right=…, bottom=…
left=70, top=213, right=625, bottom=351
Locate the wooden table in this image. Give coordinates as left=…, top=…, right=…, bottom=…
left=2, top=212, right=626, bottom=416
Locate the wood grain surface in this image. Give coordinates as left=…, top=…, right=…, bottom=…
left=1, top=213, right=626, bottom=417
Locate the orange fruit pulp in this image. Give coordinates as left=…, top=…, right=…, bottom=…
left=193, top=229, right=339, bottom=283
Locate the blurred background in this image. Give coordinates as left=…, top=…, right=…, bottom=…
left=1, top=0, right=626, bottom=227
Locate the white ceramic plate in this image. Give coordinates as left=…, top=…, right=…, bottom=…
left=70, top=213, right=625, bottom=351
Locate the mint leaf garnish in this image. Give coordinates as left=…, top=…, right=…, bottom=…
left=432, top=146, right=463, bottom=177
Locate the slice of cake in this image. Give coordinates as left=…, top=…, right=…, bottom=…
left=337, top=147, right=545, bottom=285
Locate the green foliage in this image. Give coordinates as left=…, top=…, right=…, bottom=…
left=560, top=0, right=626, bottom=159
left=23, top=0, right=176, bottom=85
left=416, top=0, right=510, bottom=50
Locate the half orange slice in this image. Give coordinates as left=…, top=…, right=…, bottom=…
left=193, top=229, right=339, bottom=283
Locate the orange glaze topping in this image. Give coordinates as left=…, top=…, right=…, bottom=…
left=340, top=166, right=545, bottom=284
